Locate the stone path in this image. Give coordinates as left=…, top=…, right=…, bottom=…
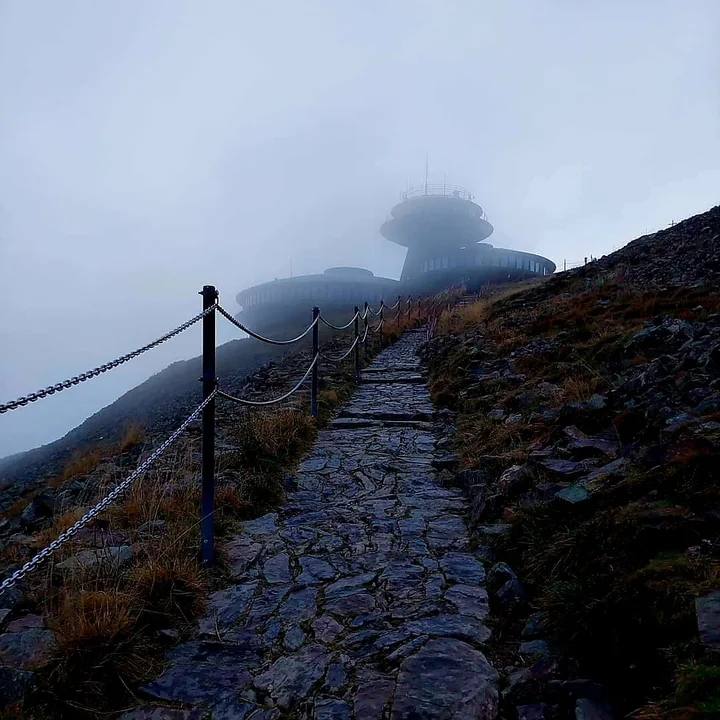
left=128, top=330, right=499, bottom=720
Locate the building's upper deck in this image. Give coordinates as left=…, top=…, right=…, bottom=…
left=381, top=184, right=494, bottom=248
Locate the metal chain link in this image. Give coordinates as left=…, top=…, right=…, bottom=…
left=1, top=306, right=217, bottom=414
left=318, top=311, right=360, bottom=331
left=320, top=336, right=360, bottom=363
left=216, top=305, right=318, bottom=345
left=217, top=354, right=318, bottom=406
left=0, top=390, right=217, bottom=596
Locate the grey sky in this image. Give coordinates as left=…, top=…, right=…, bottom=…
left=1, top=0, right=718, bottom=457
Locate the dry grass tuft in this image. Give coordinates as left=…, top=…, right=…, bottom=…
left=437, top=299, right=490, bottom=335
left=556, top=375, right=604, bottom=404
left=45, top=589, right=156, bottom=710
left=457, top=416, right=532, bottom=464
left=55, top=449, right=105, bottom=487
left=32, top=508, right=88, bottom=549
left=230, top=409, right=316, bottom=471
left=131, top=551, right=206, bottom=625
left=118, top=423, right=144, bottom=453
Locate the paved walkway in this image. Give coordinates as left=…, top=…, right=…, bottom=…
left=130, top=330, right=499, bottom=720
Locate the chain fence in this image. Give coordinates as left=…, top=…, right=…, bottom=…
left=0, top=306, right=216, bottom=414
left=0, top=390, right=217, bottom=594
left=1, top=287, right=456, bottom=590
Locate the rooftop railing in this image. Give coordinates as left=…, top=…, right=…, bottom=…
left=401, top=183, right=474, bottom=201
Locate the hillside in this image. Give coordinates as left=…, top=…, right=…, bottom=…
left=0, top=337, right=298, bottom=511
left=424, top=206, right=720, bottom=717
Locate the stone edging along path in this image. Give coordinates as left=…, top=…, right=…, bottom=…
left=125, top=329, right=499, bottom=720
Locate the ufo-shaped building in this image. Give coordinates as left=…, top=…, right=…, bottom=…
left=235, top=182, right=556, bottom=331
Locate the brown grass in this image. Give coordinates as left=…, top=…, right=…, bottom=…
left=436, top=299, right=490, bottom=335
left=32, top=508, right=88, bottom=549
left=229, top=408, right=316, bottom=471
left=131, top=551, right=206, bottom=625
left=457, top=416, right=532, bottom=464
left=7, top=321, right=416, bottom=717
left=424, top=267, right=720, bottom=715
left=3, top=490, right=42, bottom=519
left=45, top=590, right=155, bottom=710
left=118, top=423, right=144, bottom=453
left=556, top=374, right=604, bottom=404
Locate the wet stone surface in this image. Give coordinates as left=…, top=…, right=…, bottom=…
left=136, top=331, right=498, bottom=718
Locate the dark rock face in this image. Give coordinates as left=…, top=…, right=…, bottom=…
left=140, top=642, right=259, bottom=704
left=0, top=665, right=35, bottom=706
left=0, top=627, right=56, bottom=668
left=575, top=697, right=615, bottom=720
left=392, top=638, right=499, bottom=719
left=19, top=490, right=56, bottom=530
left=487, top=562, right=525, bottom=613
left=253, top=644, right=330, bottom=710
left=695, top=591, right=720, bottom=648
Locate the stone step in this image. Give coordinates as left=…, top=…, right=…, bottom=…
left=338, top=409, right=434, bottom=422
left=361, top=374, right=425, bottom=385
left=328, top=417, right=435, bottom=430
left=362, top=365, right=421, bottom=373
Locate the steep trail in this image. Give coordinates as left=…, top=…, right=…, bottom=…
left=127, top=329, right=499, bottom=720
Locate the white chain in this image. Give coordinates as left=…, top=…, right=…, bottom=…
left=1, top=306, right=217, bottom=414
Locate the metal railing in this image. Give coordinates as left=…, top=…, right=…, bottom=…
left=402, top=183, right=474, bottom=201
left=0, top=289, right=433, bottom=593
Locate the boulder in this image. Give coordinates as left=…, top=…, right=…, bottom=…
left=487, top=563, right=525, bottom=613
left=501, top=668, right=541, bottom=705
left=554, top=485, right=590, bottom=504
left=575, top=698, right=615, bottom=720
left=0, top=627, right=56, bottom=668
left=517, top=704, right=548, bottom=720
left=392, top=638, right=499, bottom=719
left=696, top=591, right=720, bottom=648
left=55, top=545, right=133, bottom=572
left=519, top=639, right=553, bottom=660
left=521, top=612, right=548, bottom=639
left=6, top=614, right=43, bottom=633
left=497, top=465, right=534, bottom=496
left=0, top=665, right=35, bottom=706
left=19, top=490, right=56, bottom=530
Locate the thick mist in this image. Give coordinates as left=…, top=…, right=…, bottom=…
left=1, top=0, right=718, bottom=457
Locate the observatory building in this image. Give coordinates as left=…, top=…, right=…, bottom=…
left=235, top=267, right=400, bottom=334
left=235, top=181, right=556, bottom=331
left=381, top=184, right=556, bottom=294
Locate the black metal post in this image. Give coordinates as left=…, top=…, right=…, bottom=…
left=363, top=302, right=369, bottom=361
left=311, top=306, right=319, bottom=418
left=200, top=284, right=218, bottom=568
left=353, top=306, right=360, bottom=384
left=397, top=295, right=401, bottom=325
left=379, top=301, right=384, bottom=346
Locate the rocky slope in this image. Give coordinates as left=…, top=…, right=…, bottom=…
left=0, top=323, right=382, bottom=716
left=423, top=206, right=720, bottom=718
left=0, top=336, right=304, bottom=512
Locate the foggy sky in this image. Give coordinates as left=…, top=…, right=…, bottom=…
left=1, top=1, right=719, bottom=458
